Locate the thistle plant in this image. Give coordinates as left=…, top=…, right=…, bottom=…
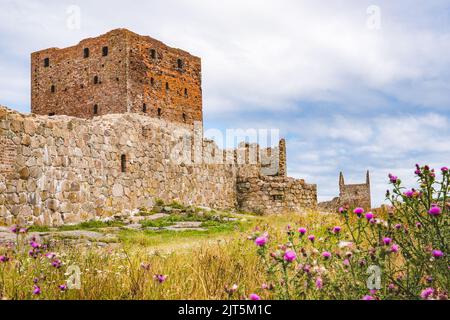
left=253, top=164, right=449, bottom=300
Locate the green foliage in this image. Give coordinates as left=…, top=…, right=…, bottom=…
left=252, top=164, right=449, bottom=300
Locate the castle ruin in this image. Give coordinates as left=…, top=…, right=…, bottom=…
left=0, top=29, right=318, bottom=226
left=319, top=171, right=372, bottom=212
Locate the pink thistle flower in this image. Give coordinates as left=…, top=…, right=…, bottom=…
left=388, top=174, right=398, bottom=183
left=362, top=295, right=375, bottom=300
left=365, top=212, right=374, bottom=221
left=441, top=167, right=448, bottom=173
left=404, top=190, right=414, bottom=198
left=428, top=206, right=441, bottom=217
left=154, top=274, right=168, bottom=283
left=383, top=237, right=392, bottom=246
left=338, top=207, right=345, bottom=214
left=58, top=284, right=68, bottom=292
left=10, top=226, right=19, bottom=234
left=51, top=259, right=62, bottom=269
left=298, top=228, right=307, bottom=235
left=140, top=263, right=151, bottom=271
left=30, top=241, right=41, bottom=249
left=322, top=251, right=331, bottom=259
left=249, top=293, right=261, bottom=301
left=420, top=288, right=434, bottom=300
left=0, top=255, right=9, bottom=263
left=353, top=207, right=364, bottom=217
left=391, top=244, right=399, bottom=253
left=395, top=224, right=402, bottom=230
left=416, top=222, right=422, bottom=229
left=308, top=235, right=315, bottom=242
left=225, top=284, right=238, bottom=294
left=33, top=285, right=41, bottom=295
left=284, top=250, right=297, bottom=263
left=45, top=253, right=56, bottom=260
left=315, top=277, right=323, bottom=290
left=432, top=250, right=443, bottom=258
left=332, top=226, right=341, bottom=234
left=255, top=236, right=268, bottom=247
left=343, top=259, right=350, bottom=266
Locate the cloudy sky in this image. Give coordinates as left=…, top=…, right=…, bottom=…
left=1, top=0, right=449, bottom=206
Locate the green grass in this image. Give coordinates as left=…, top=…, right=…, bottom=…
left=29, top=220, right=125, bottom=233
left=120, top=220, right=249, bottom=247
left=140, top=213, right=234, bottom=228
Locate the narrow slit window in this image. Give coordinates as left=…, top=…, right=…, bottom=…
left=44, top=58, right=50, bottom=67
left=121, top=155, right=127, bottom=173
left=182, top=113, right=187, bottom=123
left=102, top=46, right=109, bottom=57
left=48, top=112, right=55, bottom=117
left=143, top=103, right=147, bottom=113
left=157, top=108, right=162, bottom=118
left=184, top=88, right=188, bottom=97
left=51, top=85, right=56, bottom=93
left=150, top=49, right=156, bottom=59
left=150, top=77, right=154, bottom=86
left=177, top=58, right=184, bottom=69
left=84, top=48, right=90, bottom=58
left=94, top=76, right=99, bottom=84
left=93, top=104, right=98, bottom=115
left=165, top=82, right=169, bottom=91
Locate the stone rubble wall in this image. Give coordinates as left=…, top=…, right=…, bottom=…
left=0, top=106, right=238, bottom=226
left=318, top=197, right=340, bottom=213
left=339, top=183, right=371, bottom=211
left=237, top=174, right=317, bottom=215
left=0, top=106, right=317, bottom=226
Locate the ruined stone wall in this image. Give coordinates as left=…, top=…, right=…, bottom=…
left=0, top=106, right=235, bottom=226
left=31, top=29, right=202, bottom=125
left=237, top=175, right=317, bottom=215
left=0, top=106, right=313, bottom=226
left=339, top=171, right=371, bottom=211
left=318, top=171, right=371, bottom=212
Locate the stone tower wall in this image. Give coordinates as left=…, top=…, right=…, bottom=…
left=31, top=29, right=202, bottom=125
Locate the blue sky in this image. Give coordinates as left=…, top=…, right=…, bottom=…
left=1, top=0, right=449, bottom=206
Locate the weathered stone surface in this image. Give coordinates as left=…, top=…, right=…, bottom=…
left=122, top=224, right=142, bottom=230
left=19, top=167, right=30, bottom=180
left=52, top=230, right=118, bottom=242
left=172, top=221, right=203, bottom=228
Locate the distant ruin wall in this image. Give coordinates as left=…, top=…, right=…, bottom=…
left=319, top=171, right=371, bottom=212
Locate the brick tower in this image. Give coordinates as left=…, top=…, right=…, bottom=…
left=31, top=29, right=202, bottom=125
